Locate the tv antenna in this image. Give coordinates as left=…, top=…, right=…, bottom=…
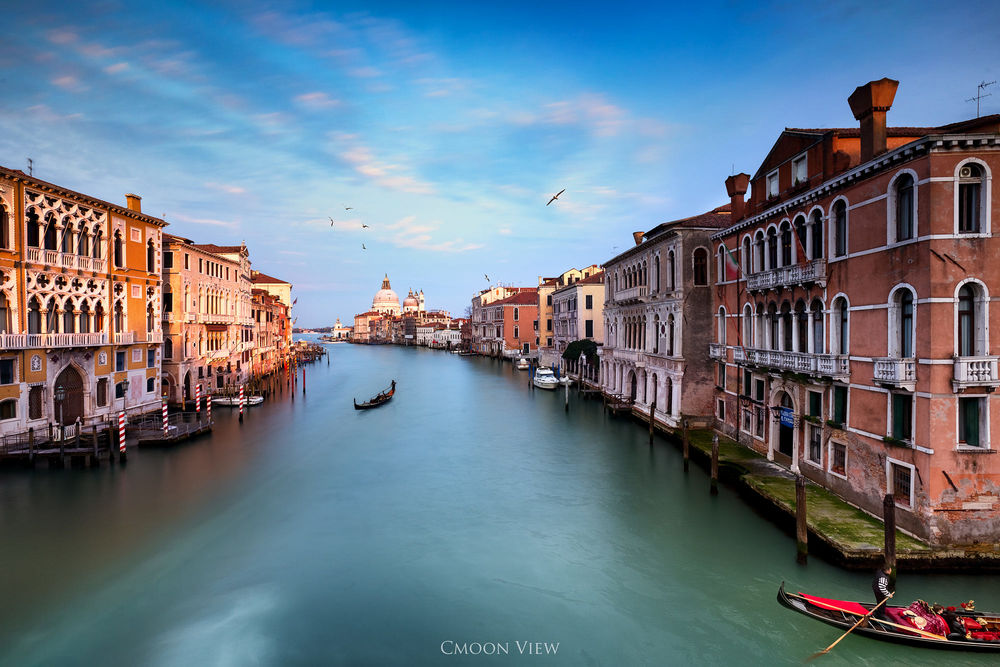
left=26, top=157, right=33, bottom=177
left=966, top=80, right=996, bottom=118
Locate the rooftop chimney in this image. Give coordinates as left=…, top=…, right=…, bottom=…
left=632, top=231, right=644, bottom=246
left=848, top=78, right=899, bottom=163
left=125, top=193, right=142, bottom=212
left=725, top=173, right=750, bottom=221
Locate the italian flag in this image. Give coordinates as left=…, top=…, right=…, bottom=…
left=723, top=245, right=740, bottom=281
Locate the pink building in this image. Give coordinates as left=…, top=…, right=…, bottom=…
left=711, top=78, right=1000, bottom=545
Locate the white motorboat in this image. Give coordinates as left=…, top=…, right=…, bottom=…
left=532, top=368, right=560, bottom=390
left=516, top=358, right=530, bottom=370
left=211, top=395, right=264, bottom=406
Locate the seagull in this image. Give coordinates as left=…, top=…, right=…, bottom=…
left=362, top=243, right=366, bottom=250
left=546, top=188, right=565, bottom=206
left=328, top=217, right=335, bottom=227
left=484, top=274, right=490, bottom=282
left=344, top=205, right=353, bottom=211
left=362, top=223, right=370, bottom=229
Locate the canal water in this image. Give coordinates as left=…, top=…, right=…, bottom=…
left=1, top=339, right=998, bottom=666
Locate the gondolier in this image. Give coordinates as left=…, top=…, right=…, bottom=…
left=872, top=562, right=894, bottom=620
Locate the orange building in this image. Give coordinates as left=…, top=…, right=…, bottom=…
left=0, top=166, right=165, bottom=435
left=480, top=290, right=539, bottom=357
left=711, top=79, right=1000, bottom=544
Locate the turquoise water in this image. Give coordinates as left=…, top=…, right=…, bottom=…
left=1, top=339, right=997, bottom=666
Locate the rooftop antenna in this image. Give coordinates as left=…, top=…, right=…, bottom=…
left=26, top=157, right=33, bottom=177
left=966, top=80, right=996, bottom=118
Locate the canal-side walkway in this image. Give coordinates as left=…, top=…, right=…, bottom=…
left=676, top=428, right=1000, bottom=571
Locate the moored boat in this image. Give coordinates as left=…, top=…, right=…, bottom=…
left=212, top=395, right=264, bottom=406
left=532, top=368, right=560, bottom=390
left=354, top=380, right=396, bottom=410
left=777, top=582, right=1000, bottom=652
left=516, top=358, right=529, bottom=370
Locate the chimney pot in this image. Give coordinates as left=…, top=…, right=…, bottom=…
left=125, top=193, right=142, bottom=212
left=725, top=173, right=751, bottom=221
left=632, top=231, right=645, bottom=246
left=848, top=78, right=899, bottom=162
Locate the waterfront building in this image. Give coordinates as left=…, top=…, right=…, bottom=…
left=352, top=311, right=380, bottom=343
left=479, top=290, right=539, bottom=357
left=470, top=285, right=535, bottom=354
left=551, top=271, right=605, bottom=383
left=251, top=289, right=286, bottom=376
left=161, top=235, right=253, bottom=402
left=331, top=318, right=353, bottom=340
left=0, top=166, right=166, bottom=434
left=536, top=265, right=601, bottom=368
left=371, top=274, right=401, bottom=316
left=601, top=205, right=732, bottom=429
left=250, top=270, right=293, bottom=351
left=432, top=327, right=461, bottom=349
left=710, top=78, right=1000, bottom=545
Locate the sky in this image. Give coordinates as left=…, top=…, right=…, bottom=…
left=2, top=0, right=999, bottom=326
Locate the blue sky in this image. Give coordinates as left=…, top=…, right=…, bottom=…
left=2, top=0, right=998, bottom=326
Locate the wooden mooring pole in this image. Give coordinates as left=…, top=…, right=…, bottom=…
left=564, top=379, right=569, bottom=412
left=884, top=493, right=897, bottom=586
left=796, top=475, right=808, bottom=564
left=710, top=433, right=719, bottom=495
left=681, top=418, right=689, bottom=472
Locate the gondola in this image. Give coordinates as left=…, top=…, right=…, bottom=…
left=777, top=582, right=1000, bottom=652
left=353, top=380, right=396, bottom=410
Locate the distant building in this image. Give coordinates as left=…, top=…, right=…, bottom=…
left=480, top=290, right=539, bottom=357
left=551, top=271, right=605, bottom=384
left=536, top=265, right=601, bottom=367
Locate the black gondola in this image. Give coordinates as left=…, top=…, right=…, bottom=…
left=777, top=582, right=1000, bottom=652
left=353, top=380, right=396, bottom=410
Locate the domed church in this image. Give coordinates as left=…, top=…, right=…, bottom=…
left=371, top=274, right=401, bottom=315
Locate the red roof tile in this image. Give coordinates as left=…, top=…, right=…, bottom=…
left=251, top=271, right=290, bottom=284
left=492, top=290, right=538, bottom=306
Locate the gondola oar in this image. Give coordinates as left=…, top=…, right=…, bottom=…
left=808, top=593, right=893, bottom=659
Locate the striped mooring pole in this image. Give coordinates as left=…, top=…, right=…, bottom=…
left=195, top=383, right=201, bottom=413
left=161, top=397, right=168, bottom=436
left=118, top=410, right=127, bottom=462
left=207, top=392, right=212, bottom=424
left=239, top=385, right=245, bottom=423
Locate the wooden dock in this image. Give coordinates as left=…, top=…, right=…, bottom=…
left=604, top=393, right=634, bottom=415
left=134, top=412, right=213, bottom=447
left=0, top=423, right=116, bottom=468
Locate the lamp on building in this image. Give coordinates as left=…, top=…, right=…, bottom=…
left=54, top=384, right=65, bottom=439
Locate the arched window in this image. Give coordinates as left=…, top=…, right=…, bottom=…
left=28, top=297, right=41, bottom=334
left=768, top=303, right=779, bottom=350
left=891, top=288, right=915, bottom=358
left=653, top=314, right=660, bottom=354
left=26, top=209, right=40, bottom=247
left=742, top=304, right=753, bottom=348
left=717, top=307, right=727, bottom=345
left=895, top=174, right=915, bottom=241
left=665, top=378, right=673, bottom=416
left=94, top=303, right=105, bottom=331
left=766, top=228, right=778, bottom=269
left=754, top=231, right=765, bottom=272
left=794, top=301, right=807, bottom=352
left=44, top=214, right=58, bottom=250
left=0, top=293, right=8, bottom=333
left=93, top=228, right=102, bottom=259
left=755, top=303, right=764, bottom=348
left=62, top=304, right=75, bottom=333
left=45, top=298, right=58, bottom=333
left=147, top=240, right=156, bottom=272
left=164, top=337, right=173, bottom=359
left=113, top=232, right=123, bottom=268
left=794, top=215, right=807, bottom=262
left=147, top=303, right=155, bottom=331
left=667, top=251, right=676, bottom=290
left=0, top=206, right=8, bottom=249
left=833, top=200, right=847, bottom=257
left=692, top=248, right=708, bottom=286
left=667, top=314, right=675, bottom=356
left=79, top=302, right=91, bottom=333
left=61, top=221, right=73, bottom=253
left=832, top=297, right=849, bottom=355
left=780, top=302, right=792, bottom=351
left=780, top=222, right=792, bottom=267
left=717, top=246, right=726, bottom=283
left=77, top=228, right=89, bottom=257
left=958, top=163, right=986, bottom=233
left=811, top=299, right=824, bottom=354
left=741, top=237, right=751, bottom=275
left=810, top=209, right=823, bottom=260
left=114, top=302, right=124, bottom=333
left=958, top=284, right=975, bottom=356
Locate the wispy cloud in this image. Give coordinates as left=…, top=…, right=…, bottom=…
left=205, top=182, right=246, bottom=195
left=295, top=91, right=341, bottom=110
left=382, top=215, right=482, bottom=253
left=52, top=75, right=86, bottom=92
left=172, top=213, right=239, bottom=229
left=45, top=29, right=77, bottom=45
left=338, top=142, right=435, bottom=195
left=104, top=62, right=129, bottom=74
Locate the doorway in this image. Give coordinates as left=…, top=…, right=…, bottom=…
left=54, top=366, right=84, bottom=426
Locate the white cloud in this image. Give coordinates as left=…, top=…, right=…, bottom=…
left=498, top=228, right=512, bottom=235
left=294, top=92, right=341, bottom=110
left=172, top=213, right=239, bottom=229
left=338, top=144, right=435, bottom=195
left=52, top=75, right=85, bottom=92
left=205, top=182, right=246, bottom=195
left=381, top=215, right=482, bottom=253
left=104, top=62, right=129, bottom=74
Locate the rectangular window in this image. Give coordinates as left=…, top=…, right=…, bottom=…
left=546, top=295, right=552, bottom=306
left=809, top=425, right=822, bottom=464
left=164, top=292, right=173, bottom=312
left=754, top=406, right=765, bottom=438
left=889, top=461, right=913, bottom=508
left=514, top=326, right=519, bottom=338
left=130, top=227, right=142, bottom=242
left=741, top=406, right=752, bottom=433
left=513, top=308, right=519, bottom=321
left=147, top=349, right=156, bottom=368
left=754, top=379, right=765, bottom=402
left=717, top=399, right=725, bottom=420
left=792, top=155, right=807, bottom=185
left=115, top=382, right=125, bottom=399
left=97, top=378, right=108, bottom=406
left=833, top=386, right=847, bottom=425
left=808, top=391, right=822, bottom=417
left=958, top=397, right=985, bottom=448
left=829, top=441, right=847, bottom=477
left=184, top=253, right=190, bottom=270
left=163, top=251, right=173, bottom=268
left=891, top=393, right=913, bottom=441
left=0, top=359, right=14, bottom=384
left=767, top=170, right=779, bottom=198
left=28, top=386, right=43, bottom=419
left=131, top=285, right=141, bottom=299
left=546, top=319, right=552, bottom=331
left=718, top=362, right=726, bottom=389
left=585, top=320, right=593, bottom=338
left=115, top=351, right=126, bottom=372
left=585, top=294, right=593, bottom=309
left=199, top=258, right=203, bottom=273
left=743, top=370, right=752, bottom=397
left=546, top=337, right=552, bottom=346
left=0, top=399, right=15, bottom=420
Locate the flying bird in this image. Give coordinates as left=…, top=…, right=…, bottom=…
left=362, top=243, right=366, bottom=250
left=362, top=223, right=370, bottom=229
left=344, top=205, right=353, bottom=211
left=484, top=274, right=490, bottom=282
left=546, top=188, right=565, bottom=206
left=328, top=217, right=335, bottom=227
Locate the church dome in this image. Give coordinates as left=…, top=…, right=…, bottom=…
left=372, top=274, right=400, bottom=314
left=403, top=289, right=419, bottom=310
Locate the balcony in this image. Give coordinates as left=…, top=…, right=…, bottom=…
left=709, top=343, right=726, bottom=360
left=615, top=285, right=648, bottom=304
left=953, top=356, right=1000, bottom=391
left=25, top=247, right=108, bottom=273
left=746, top=259, right=827, bottom=292
left=145, top=331, right=164, bottom=344
left=612, top=348, right=645, bottom=367
left=200, top=313, right=235, bottom=324
left=0, top=332, right=109, bottom=349
left=734, top=347, right=849, bottom=380
left=114, top=332, right=135, bottom=345
left=873, top=357, right=916, bottom=390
